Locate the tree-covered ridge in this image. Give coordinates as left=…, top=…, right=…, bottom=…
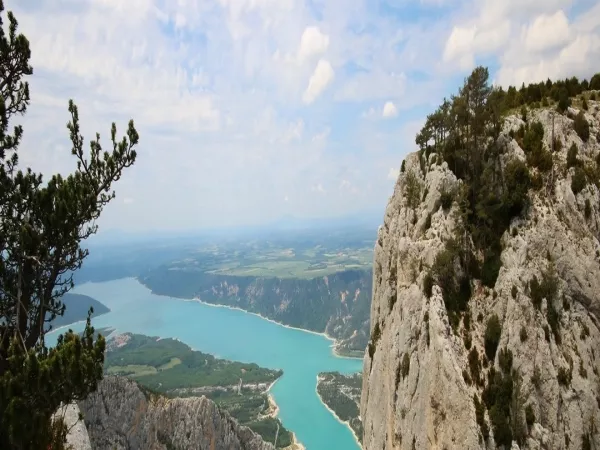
left=0, top=2, right=138, bottom=448
left=409, top=67, right=600, bottom=327
left=50, top=293, right=110, bottom=328
left=141, top=267, right=372, bottom=356
left=317, top=371, right=363, bottom=443
left=389, top=67, right=600, bottom=448
left=104, top=332, right=293, bottom=448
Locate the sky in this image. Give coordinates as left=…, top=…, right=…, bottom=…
left=10, top=0, right=600, bottom=231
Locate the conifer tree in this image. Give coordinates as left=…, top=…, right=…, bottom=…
left=0, top=2, right=139, bottom=448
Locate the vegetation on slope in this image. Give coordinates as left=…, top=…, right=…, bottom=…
left=0, top=4, right=138, bottom=449
left=316, top=372, right=363, bottom=443
left=104, top=333, right=293, bottom=447
left=141, top=267, right=372, bottom=355
left=50, top=293, right=110, bottom=328
left=410, top=66, right=600, bottom=447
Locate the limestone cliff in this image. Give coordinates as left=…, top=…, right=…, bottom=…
left=361, top=93, right=600, bottom=449
left=77, top=376, right=276, bottom=450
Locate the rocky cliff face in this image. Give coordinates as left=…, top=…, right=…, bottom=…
left=77, top=376, right=276, bottom=450
left=361, top=101, right=600, bottom=449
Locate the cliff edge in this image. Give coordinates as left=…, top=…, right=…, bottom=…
left=77, top=376, right=276, bottom=450
left=361, top=71, right=600, bottom=450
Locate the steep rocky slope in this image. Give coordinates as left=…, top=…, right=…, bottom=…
left=78, top=376, right=277, bottom=450
left=361, top=78, right=600, bottom=449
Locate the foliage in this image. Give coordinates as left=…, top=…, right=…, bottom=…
left=574, top=111, right=590, bottom=142
left=511, top=285, right=518, bottom=299
left=567, top=143, right=579, bottom=169
left=105, top=334, right=282, bottom=389
left=529, top=266, right=558, bottom=310
left=439, top=183, right=454, bottom=211
left=0, top=4, right=139, bottom=448
left=557, top=366, right=572, bottom=386
left=474, top=394, right=489, bottom=441
left=468, top=347, right=481, bottom=386
left=521, top=122, right=552, bottom=171
left=316, top=372, right=363, bottom=443
left=404, top=169, right=422, bottom=210
left=431, top=241, right=471, bottom=326
left=401, top=352, right=410, bottom=379
left=423, top=272, right=433, bottom=298
left=585, top=199, right=591, bottom=219
left=368, top=321, right=381, bottom=359
left=401, top=160, right=406, bottom=173
left=484, top=314, right=502, bottom=361
left=571, top=166, right=587, bottom=195
left=519, top=326, right=528, bottom=342
left=525, top=404, right=535, bottom=428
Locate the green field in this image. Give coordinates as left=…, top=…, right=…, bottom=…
left=159, top=229, right=375, bottom=279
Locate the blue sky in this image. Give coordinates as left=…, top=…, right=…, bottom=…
left=11, top=0, right=600, bottom=231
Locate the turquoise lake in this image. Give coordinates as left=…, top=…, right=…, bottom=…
left=47, top=278, right=363, bottom=450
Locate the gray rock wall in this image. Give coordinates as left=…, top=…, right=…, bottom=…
left=361, top=103, right=600, bottom=449
left=77, top=376, right=275, bottom=450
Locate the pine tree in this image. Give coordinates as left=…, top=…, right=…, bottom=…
left=0, top=2, right=139, bottom=448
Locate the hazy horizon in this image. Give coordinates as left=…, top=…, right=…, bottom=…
left=13, top=0, right=600, bottom=231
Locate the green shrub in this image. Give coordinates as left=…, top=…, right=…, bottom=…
left=557, top=366, right=571, bottom=386
left=590, top=92, right=597, bottom=101
left=404, top=169, right=422, bottom=209
left=552, top=136, right=563, bottom=152
left=511, top=285, right=518, bottom=299
left=401, top=352, right=410, bottom=379
left=401, top=160, right=406, bottom=173
left=579, top=360, right=587, bottom=379
left=521, top=106, right=528, bottom=122
left=543, top=325, right=550, bottom=342
left=490, top=404, right=513, bottom=447
left=525, top=404, right=535, bottom=428
left=439, top=188, right=453, bottom=211
left=567, top=143, right=579, bottom=168
left=498, top=348, right=513, bottom=374
left=574, top=111, right=590, bottom=142
left=368, top=322, right=381, bottom=359
left=530, top=266, right=558, bottom=310
left=473, top=395, right=489, bottom=441
left=423, top=272, right=433, bottom=299
left=585, top=199, right=591, bottom=219
left=481, top=251, right=501, bottom=289
left=464, top=333, right=472, bottom=350
left=542, top=97, right=549, bottom=107
left=583, top=433, right=592, bottom=450
left=523, top=122, right=552, bottom=172
left=468, top=347, right=481, bottom=386
left=557, top=89, right=571, bottom=113
left=423, top=213, right=432, bottom=232
left=582, top=98, right=589, bottom=111
left=532, top=366, right=541, bottom=388
left=520, top=326, right=528, bottom=342
left=571, top=166, right=587, bottom=195
left=484, top=314, right=502, bottom=361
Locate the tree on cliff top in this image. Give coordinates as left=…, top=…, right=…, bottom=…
left=0, top=2, right=139, bottom=448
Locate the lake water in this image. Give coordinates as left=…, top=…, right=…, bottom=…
left=46, top=278, right=363, bottom=450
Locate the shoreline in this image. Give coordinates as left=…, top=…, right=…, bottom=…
left=315, top=375, right=362, bottom=449
left=181, top=295, right=363, bottom=361
left=263, top=378, right=305, bottom=450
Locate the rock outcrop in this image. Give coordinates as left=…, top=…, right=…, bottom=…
left=361, top=99, right=600, bottom=449
left=77, top=376, right=276, bottom=450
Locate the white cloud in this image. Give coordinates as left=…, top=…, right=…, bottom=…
left=382, top=101, right=398, bottom=118
left=312, top=183, right=326, bottom=193
left=524, top=10, right=570, bottom=53
left=387, top=168, right=399, bottom=180
left=298, top=26, right=330, bottom=62
left=303, top=59, right=335, bottom=104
